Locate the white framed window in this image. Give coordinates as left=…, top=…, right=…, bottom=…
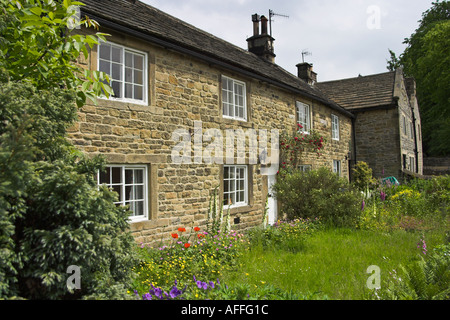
left=333, top=160, right=341, bottom=176
left=98, top=165, right=148, bottom=222
left=296, top=102, right=311, bottom=134
left=223, top=165, right=248, bottom=207
left=331, top=114, right=340, bottom=141
left=298, top=165, right=312, bottom=172
left=222, top=76, right=247, bottom=121
left=98, top=41, right=147, bottom=104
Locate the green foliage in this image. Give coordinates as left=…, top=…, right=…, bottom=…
left=279, top=127, right=326, bottom=171
left=352, top=161, right=377, bottom=193
left=131, top=227, right=248, bottom=296
left=273, top=167, right=363, bottom=227
left=392, top=1, right=450, bottom=156
left=247, top=218, right=322, bottom=253
left=378, top=244, right=450, bottom=300
left=0, top=0, right=112, bottom=107
left=0, top=82, right=137, bottom=299
left=359, top=175, right=449, bottom=233
left=0, top=1, right=137, bottom=299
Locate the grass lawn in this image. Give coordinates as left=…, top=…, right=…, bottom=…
left=222, top=228, right=447, bottom=299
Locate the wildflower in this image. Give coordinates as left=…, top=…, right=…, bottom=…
left=194, top=227, right=201, bottom=232
left=142, top=293, right=152, bottom=300
left=178, top=227, right=186, bottom=232
left=380, top=190, right=386, bottom=201
left=184, top=243, right=191, bottom=249
left=171, top=233, right=179, bottom=239
left=361, top=199, right=365, bottom=211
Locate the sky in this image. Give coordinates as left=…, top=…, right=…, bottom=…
left=140, top=0, right=433, bottom=82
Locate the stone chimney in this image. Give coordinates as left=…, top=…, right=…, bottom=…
left=296, top=62, right=317, bottom=85
left=247, top=14, right=276, bottom=63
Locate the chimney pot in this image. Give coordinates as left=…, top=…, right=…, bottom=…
left=252, top=14, right=260, bottom=36
left=260, top=15, right=268, bottom=35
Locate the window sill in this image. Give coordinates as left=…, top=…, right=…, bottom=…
left=129, top=217, right=148, bottom=224
left=222, top=116, right=253, bottom=128
left=223, top=204, right=254, bottom=215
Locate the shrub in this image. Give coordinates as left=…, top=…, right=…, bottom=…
left=0, top=82, right=137, bottom=299
left=273, top=167, right=363, bottom=227
left=352, top=161, right=377, bottom=193
left=377, top=244, right=450, bottom=300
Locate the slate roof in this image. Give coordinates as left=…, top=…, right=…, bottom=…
left=79, top=0, right=354, bottom=118
left=316, top=71, right=397, bottom=111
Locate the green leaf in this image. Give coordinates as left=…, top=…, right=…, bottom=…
left=30, top=7, right=42, bottom=16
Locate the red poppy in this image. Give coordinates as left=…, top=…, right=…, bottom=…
left=197, top=234, right=205, bottom=239
left=194, top=227, right=200, bottom=232
left=171, top=233, right=179, bottom=239
left=184, top=243, right=190, bottom=248
left=178, top=227, right=186, bottom=232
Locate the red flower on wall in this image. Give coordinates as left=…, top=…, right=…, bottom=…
left=194, top=227, right=200, bottom=232
left=178, top=227, right=186, bottom=232
left=171, top=233, right=179, bottom=239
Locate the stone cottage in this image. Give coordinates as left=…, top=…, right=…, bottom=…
left=317, top=69, right=423, bottom=180
left=72, top=0, right=354, bottom=244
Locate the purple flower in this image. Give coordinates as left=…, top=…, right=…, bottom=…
left=209, top=281, right=215, bottom=289
left=380, top=191, right=386, bottom=201
left=169, top=286, right=182, bottom=298
left=361, top=199, right=365, bottom=211
left=142, top=293, right=152, bottom=300
left=202, top=282, right=208, bottom=290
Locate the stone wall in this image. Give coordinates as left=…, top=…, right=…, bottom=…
left=423, top=157, right=450, bottom=176
left=354, top=108, right=401, bottom=178
left=70, top=27, right=352, bottom=245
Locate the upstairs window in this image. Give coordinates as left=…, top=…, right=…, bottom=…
left=331, top=114, right=340, bottom=141
left=98, top=42, right=147, bottom=104
left=296, top=102, right=311, bottom=134
left=222, top=76, right=247, bottom=121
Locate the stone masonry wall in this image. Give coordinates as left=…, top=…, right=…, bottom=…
left=70, top=27, right=352, bottom=245
left=354, top=108, right=401, bottom=178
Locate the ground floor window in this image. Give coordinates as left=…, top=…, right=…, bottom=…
left=333, top=160, right=341, bottom=176
left=223, top=165, right=248, bottom=207
left=98, top=165, right=148, bottom=221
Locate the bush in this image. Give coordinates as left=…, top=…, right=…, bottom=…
left=273, top=167, right=363, bottom=227
left=0, top=82, right=137, bottom=299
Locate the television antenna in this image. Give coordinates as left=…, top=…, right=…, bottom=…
left=269, top=9, right=289, bottom=38
left=301, top=50, right=312, bottom=63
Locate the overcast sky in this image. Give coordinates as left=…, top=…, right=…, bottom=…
left=141, top=0, right=433, bottom=82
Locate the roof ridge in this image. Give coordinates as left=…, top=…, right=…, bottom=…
left=317, top=70, right=395, bottom=84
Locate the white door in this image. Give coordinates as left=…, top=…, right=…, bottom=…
left=267, top=174, right=278, bottom=225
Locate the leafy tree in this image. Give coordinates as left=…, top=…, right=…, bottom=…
left=0, top=0, right=113, bottom=107
left=387, top=1, right=450, bottom=156
left=0, top=0, right=137, bottom=299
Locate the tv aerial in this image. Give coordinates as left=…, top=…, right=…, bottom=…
left=301, top=50, right=312, bottom=63
left=269, top=9, right=289, bottom=38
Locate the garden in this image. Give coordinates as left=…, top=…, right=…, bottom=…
left=130, top=164, right=450, bottom=300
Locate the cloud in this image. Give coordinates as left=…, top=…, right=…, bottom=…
left=141, top=0, right=434, bottom=81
